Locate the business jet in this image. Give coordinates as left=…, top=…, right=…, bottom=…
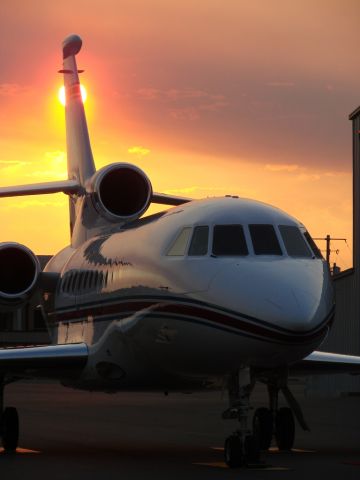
left=0, top=34, right=359, bottom=467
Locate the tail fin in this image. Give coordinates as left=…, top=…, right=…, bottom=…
left=0, top=35, right=192, bottom=248
left=61, top=34, right=96, bottom=233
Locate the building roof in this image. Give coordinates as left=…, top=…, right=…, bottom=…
left=333, top=267, right=354, bottom=281
left=349, top=106, right=360, bottom=120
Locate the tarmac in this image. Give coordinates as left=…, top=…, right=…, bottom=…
left=1, top=380, right=360, bottom=479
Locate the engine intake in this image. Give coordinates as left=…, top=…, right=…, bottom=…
left=89, top=163, right=153, bottom=222
left=0, top=243, right=40, bottom=304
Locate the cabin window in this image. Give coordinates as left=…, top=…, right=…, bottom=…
left=167, top=227, right=192, bottom=256
left=188, top=226, right=209, bottom=256
left=249, top=224, right=282, bottom=255
left=212, top=225, right=248, bottom=256
left=279, top=225, right=312, bottom=258
left=304, top=231, right=323, bottom=259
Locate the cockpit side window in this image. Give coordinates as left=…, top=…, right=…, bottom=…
left=213, top=225, right=248, bottom=256
left=167, top=227, right=192, bottom=256
left=304, top=231, right=323, bottom=259
left=249, top=224, right=282, bottom=255
left=188, top=226, right=209, bottom=256
left=279, top=225, right=312, bottom=258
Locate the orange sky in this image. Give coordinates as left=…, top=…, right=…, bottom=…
left=0, top=0, right=359, bottom=270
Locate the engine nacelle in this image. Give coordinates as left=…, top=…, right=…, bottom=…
left=88, top=163, right=153, bottom=222
left=0, top=243, right=41, bottom=305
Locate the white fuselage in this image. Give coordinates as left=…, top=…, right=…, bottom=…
left=44, top=197, right=334, bottom=391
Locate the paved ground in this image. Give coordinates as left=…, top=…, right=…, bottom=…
left=1, top=380, right=360, bottom=479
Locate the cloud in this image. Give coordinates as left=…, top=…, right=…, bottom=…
left=0, top=199, right=66, bottom=209
left=169, top=107, right=200, bottom=121
left=137, top=87, right=228, bottom=120
left=296, top=173, right=321, bottom=182
left=128, top=146, right=151, bottom=156
left=0, top=159, right=31, bottom=174
left=0, top=160, right=30, bottom=167
left=0, top=83, right=31, bottom=96
left=266, top=82, right=295, bottom=88
left=27, top=151, right=67, bottom=179
left=136, top=88, right=160, bottom=100
left=265, top=164, right=299, bottom=172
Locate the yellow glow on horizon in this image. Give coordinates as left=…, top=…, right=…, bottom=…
left=58, top=85, right=87, bottom=106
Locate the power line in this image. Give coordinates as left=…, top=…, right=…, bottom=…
left=313, top=234, right=347, bottom=266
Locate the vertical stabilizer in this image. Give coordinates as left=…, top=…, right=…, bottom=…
left=61, top=34, right=96, bottom=235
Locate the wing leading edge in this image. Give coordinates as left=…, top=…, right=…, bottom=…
left=291, top=350, right=360, bottom=375
left=0, top=343, right=88, bottom=378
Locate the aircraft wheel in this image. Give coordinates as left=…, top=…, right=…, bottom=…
left=244, top=434, right=260, bottom=464
left=253, top=407, right=273, bottom=450
left=275, top=407, right=295, bottom=451
left=1, top=407, right=19, bottom=452
left=224, top=434, right=243, bottom=468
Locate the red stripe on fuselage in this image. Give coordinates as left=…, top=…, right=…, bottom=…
left=50, top=299, right=332, bottom=345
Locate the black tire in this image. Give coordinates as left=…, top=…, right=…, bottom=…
left=224, top=434, right=243, bottom=468
left=253, top=407, right=273, bottom=450
left=244, top=434, right=260, bottom=464
left=275, top=407, right=295, bottom=451
left=1, top=407, right=19, bottom=452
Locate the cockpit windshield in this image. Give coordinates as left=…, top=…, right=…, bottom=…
left=188, top=226, right=209, bottom=256
left=249, top=224, right=282, bottom=255
left=304, top=231, right=323, bottom=258
left=279, top=225, right=312, bottom=258
left=166, top=223, right=323, bottom=260
left=212, top=225, right=248, bottom=256
left=167, top=227, right=192, bottom=256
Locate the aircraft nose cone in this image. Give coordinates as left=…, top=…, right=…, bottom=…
left=207, top=259, right=333, bottom=332
left=283, top=285, right=321, bottom=331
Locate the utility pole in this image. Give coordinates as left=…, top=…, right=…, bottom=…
left=313, top=235, right=347, bottom=267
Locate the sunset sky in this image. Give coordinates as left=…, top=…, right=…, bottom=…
left=0, top=0, right=359, bottom=269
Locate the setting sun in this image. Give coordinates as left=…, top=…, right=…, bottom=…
left=58, top=85, right=87, bottom=106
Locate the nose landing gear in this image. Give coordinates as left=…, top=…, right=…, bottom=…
left=222, top=369, right=261, bottom=468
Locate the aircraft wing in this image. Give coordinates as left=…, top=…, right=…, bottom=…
left=290, top=350, right=360, bottom=375
left=0, top=180, right=82, bottom=197
left=0, top=343, right=88, bottom=378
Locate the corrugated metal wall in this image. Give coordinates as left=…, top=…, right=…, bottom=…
left=306, top=107, right=360, bottom=396
left=324, top=271, right=359, bottom=355
left=306, top=271, right=360, bottom=396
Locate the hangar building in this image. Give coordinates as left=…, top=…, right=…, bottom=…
left=307, top=106, right=360, bottom=395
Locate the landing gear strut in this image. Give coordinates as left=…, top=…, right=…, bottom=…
left=0, top=380, right=19, bottom=453
left=253, top=371, right=310, bottom=452
left=222, top=368, right=310, bottom=465
left=222, top=369, right=260, bottom=468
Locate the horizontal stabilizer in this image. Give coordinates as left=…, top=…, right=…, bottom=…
left=291, top=350, right=360, bottom=375
left=151, top=192, right=191, bottom=206
left=0, top=180, right=82, bottom=198
left=0, top=181, right=191, bottom=206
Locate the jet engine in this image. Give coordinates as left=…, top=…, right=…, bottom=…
left=0, top=243, right=41, bottom=305
left=88, top=163, right=153, bottom=222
